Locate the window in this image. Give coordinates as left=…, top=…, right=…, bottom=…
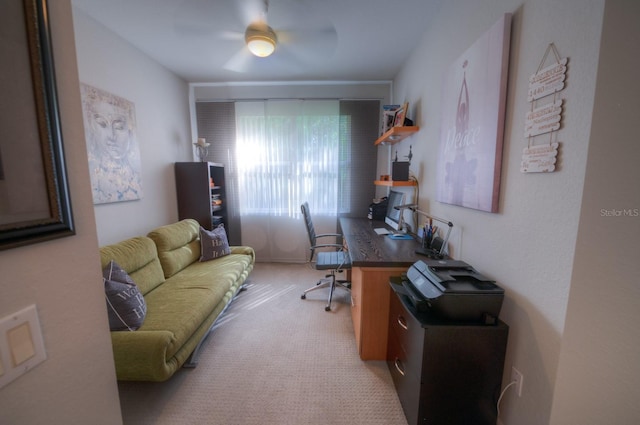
left=235, top=100, right=340, bottom=217
left=196, top=98, right=379, bottom=261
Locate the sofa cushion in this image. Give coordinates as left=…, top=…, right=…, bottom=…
left=127, top=249, right=255, bottom=363
left=147, top=219, right=201, bottom=278
left=103, top=260, right=147, bottom=331
left=100, top=236, right=166, bottom=295
left=199, top=225, right=231, bottom=261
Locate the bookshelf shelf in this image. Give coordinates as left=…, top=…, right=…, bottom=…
left=374, top=180, right=416, bottom=187
left=374, top=126, right=419, bottom=146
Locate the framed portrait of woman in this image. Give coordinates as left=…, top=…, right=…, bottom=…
left=80, top=83, right=143, bottom=204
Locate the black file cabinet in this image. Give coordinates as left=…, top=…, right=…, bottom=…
left=387, top=283, right=508, bottom=425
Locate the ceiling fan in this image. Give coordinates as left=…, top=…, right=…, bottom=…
left=175, top=0, right=338, bottom=74
left=245, top=20, right=278, bottom=57
left=243, top=1, right=279, bottom=57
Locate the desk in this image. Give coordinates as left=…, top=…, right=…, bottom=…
left=339, top=217, right=424, bottom=360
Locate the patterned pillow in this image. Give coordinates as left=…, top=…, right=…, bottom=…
left=103, top=260, right=147, bottom=331
left=199, top=225, right=231, bottom=261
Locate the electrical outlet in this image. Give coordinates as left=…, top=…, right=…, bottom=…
left=511, top=367, right=524, bottom=397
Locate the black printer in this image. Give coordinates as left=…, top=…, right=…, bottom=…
left=396, top=259, right=504, bottom=324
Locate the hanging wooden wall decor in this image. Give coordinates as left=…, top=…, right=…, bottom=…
left=521, top=43, right=567, bottom=173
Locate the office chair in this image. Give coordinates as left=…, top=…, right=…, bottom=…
left=300, top=202, right=351, bottom=311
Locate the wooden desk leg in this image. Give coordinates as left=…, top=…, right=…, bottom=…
left=350, top=266, right=407, bottom=360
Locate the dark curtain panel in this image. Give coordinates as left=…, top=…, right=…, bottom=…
left=195, top=102, right=241, bottom=245
left=338, top=100, right=380, bottom=218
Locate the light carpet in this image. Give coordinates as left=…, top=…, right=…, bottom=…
left=117, top=262, right=408, bottom=425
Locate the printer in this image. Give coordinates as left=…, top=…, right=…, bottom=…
left=396, top=259, right=504, bottom=324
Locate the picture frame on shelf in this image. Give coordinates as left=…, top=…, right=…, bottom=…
left=382, top=104, right=400, bottom=134
left=393, top=102, right=409, bottom=127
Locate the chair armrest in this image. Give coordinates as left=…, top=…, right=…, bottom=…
left=311, top=243, right=344, bottom=250
left=315, top=233, right=342, bottom=239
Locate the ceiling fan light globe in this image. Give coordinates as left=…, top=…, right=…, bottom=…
left=247, top=37, right=276, bottom=57
left=245, top=22, right=277, bottom=57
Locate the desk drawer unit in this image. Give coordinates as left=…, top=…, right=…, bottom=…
left=387, top=286, right=509, bottom=425
left=387, top=328, right=422, bottom=425
left=389, top=293, right=425, bottom=374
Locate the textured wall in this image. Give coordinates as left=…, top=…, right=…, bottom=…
left=392, top=0, right=605, bottom=423
left=550, top=1, right=640, bottom=423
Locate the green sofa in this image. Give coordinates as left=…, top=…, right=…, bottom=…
left=99, top=219, right=255, bottom=382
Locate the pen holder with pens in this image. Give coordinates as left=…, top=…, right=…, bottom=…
left=411, top=210, right=453, bottom=259
left=393, top=204, right=453, bottom=259
left=420, top=223, right=446, bottom=258
left=422, top=225, right=433, bottom=250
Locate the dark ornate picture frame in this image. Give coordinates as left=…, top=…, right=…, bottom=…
left=0, top=0, right=74, bottom=250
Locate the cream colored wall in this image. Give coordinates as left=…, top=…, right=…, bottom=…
left=391, top=0, right=605, bottom=423
left=73, top=8, right=193, bottom=246
left=0, top=1, right=122, bottom=424
left=550, top=1, right=640, bottom=423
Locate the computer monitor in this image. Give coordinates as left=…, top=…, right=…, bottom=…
left=385, top=190, right=406, bottom=231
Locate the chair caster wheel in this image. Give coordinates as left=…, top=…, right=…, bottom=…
left=301, top=294, right=306, bottom=299
left=325, top=306, right=331, bottom=311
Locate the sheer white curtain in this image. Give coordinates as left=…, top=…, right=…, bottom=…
left=235, top=100, right=340, bottom=262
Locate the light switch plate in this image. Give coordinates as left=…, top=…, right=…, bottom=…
left=0, top=305, right=47, bottom=389
left=8, top=322, right=37, bottom=366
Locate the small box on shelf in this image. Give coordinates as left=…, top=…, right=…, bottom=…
left=392, top=161, right=410, bottom=181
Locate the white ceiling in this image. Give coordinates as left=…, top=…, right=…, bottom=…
left=72, top=0, right=442, bottom=83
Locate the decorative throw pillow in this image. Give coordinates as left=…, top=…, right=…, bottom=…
left=199, top=224, right=231, bottom=262
left=103, top=260, right=147, bottom=331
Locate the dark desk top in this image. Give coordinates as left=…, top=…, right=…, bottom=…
left=339, top=217, right=424, bottom=268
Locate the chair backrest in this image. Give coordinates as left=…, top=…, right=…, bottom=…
left=301, top=202, right=318, bottom=260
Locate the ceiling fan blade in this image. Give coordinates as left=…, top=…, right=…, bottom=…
left=276, top=25, right=338, bottom=63
left=219, top=31, right=244, bottom=42
left=223, top=48, right=254, bottom=73
left=263, top=0, right=338, bottom=63
left=236, top=0, right=268, bottom=27
left=173, top=0, right=266, bottom=37
left=223, top=44, right=307, bottom=76
left=269, top=44, right=307, bottom=73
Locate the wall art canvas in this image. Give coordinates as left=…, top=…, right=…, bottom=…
left=436, top=14, right=511, bottom=213
left=81, top=83, right=143, bottom=204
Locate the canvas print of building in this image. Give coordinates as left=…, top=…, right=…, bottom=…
left=436, top=14, right=511, bottom=213
left=80, top=83, right=143, bottom=204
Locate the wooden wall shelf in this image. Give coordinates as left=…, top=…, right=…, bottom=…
left=374, top=126, right=419, bottom=146
left=374, top=180, right=416, bottom=187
